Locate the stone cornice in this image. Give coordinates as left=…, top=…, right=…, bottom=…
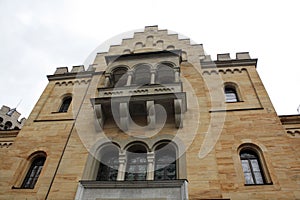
left=201, top=58, right=258, bottom=69
left=47, top=71, right=103, bottom=81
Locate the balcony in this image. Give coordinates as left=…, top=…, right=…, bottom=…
left=75, top=180, right=188, bottom=200
left=91, top=83, right=187, bottom=131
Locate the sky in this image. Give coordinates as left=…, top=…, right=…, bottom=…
left=0, top=0, right=299, bottom=118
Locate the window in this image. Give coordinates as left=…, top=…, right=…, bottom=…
left=156, top=63, right=175, bottom=84
left=133, top=65, right=151, bottom=85
left=96, top=149, right=119, bottom=181
left=154, top=143, right=176, bottom=180
left=21, top=157, right=46, bottom=189
left=4, top=121, right=12, bottom=130
left=224, top=85, right=239, bottom=102
left=112, top=67, right=128, bottom=87
left=125, top=145, right=148, bottom=181
left=85, top=141, right=182, bottom=182
left=240, top=149, right=265, bottom=185
left=59, top=96, right=72, bottom=112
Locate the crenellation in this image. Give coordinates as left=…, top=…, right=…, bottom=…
left=236, top=52, right=251, bottom=59
left=217, top=53, right=231, bottom=61
left=0, top=105, right=26, bottom=130
left=71, top=65, right=85, bottom=73
left=54, top=67, right=68, bottom=74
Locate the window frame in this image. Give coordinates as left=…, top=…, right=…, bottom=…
left=21, top=156, right=46, bottom=189
left=12, top=151, right=47, bottom=190
left=125, top=144, right=148, bottom=181
left=111, top=67, right=128, bottom=87
left=133, top=64, right=151, bottom=86
left=238, top=144, right=272, bottom=186
left=96, top=147, right=119, bottom=181
left=224, top=82, right=241, bottom=103
left=58, top=96, right=72, bottom=113
left=156, top=63, right=175, bottom=84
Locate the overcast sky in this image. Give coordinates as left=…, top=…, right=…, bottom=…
left=0, top=0, right=299, bottom=118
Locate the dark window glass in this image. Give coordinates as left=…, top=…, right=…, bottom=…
left=225, top=86, right=238, bottom=102
left=240, top=150, right=265, bottom=185
left=112, top=68, right=128, bottom=87
left=125, top=152, right=147, bottom=180
left=134, top=66, right=151, bottom=85
left=21, top=157, right=45, bottom=189
left=96, top=152, right=119, bottom=181
left=154, top=148, right=176, bottom=180
left=59, top=96, right=72, bottom=112
left=156, top=64, right=175, bottom=84
left=4, top=121, right=12, bottom=130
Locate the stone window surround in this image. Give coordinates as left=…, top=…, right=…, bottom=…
left=237, top=143, right=272, bottom=186
left=103, top=63, right=180, bottom=88
left=224, top=82, right=242, bottom=103
left=12, top=151, right=47, bottom=190
left=83, top=141, right=186, bottom=182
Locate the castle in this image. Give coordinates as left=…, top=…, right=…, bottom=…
left=0, top=26, right=299, bottom=200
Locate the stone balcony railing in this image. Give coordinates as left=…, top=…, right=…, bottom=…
left=98, top=82, right=183, bottom=98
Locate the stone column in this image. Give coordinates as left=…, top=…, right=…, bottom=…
left=146, top=152, right=155, bottom=180
left=150, top=69, right=156, bottom=84
left=104, top=74, right=111, bottom=87
left=174, top=99, right=183, bottom=128
left=126, top=71, right=134, bottom=86
left=119, top=102, right=129, bottom=131
left=94, top=104, right=104, bottom=131
left=117, top=153, right=126, bottom=181
left=174, top=67, right=180, bottom=82
left=147, top=101, right=156, bottom=129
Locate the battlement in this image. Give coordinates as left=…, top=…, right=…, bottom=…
left=48, top=65, right=97, bottom=81
left=53, top=65, right=96, bottom=75
left=201, top=52, right=257, bottom=68
left=0, top=105, right=26, bottom=130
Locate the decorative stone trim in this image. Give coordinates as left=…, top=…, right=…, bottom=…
left=0, top=141, right=13, bottom=148
left=286, top=130, right=300, bottom=137
left=54, top=79, right=91, bottom=86
left=202, top=68, right=247, bottom=76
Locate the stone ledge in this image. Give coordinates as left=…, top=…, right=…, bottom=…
left=79, top=179, right=188, bottom=189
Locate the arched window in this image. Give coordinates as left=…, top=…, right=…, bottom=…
left=4, top=121, right=12, bottom=130
left=240, top=149, right=265, bottom=185
left=125, top=144, right=148, bottom=181
left=133, top=65, right=151, bottom=85
left=0, top=117, right=3, bottom=124
left=59, top=96, right=72, bottom=112
left=21, top=156, right=46, bottom=189
left=96, top=147, right=119, bottom=181
left=224, top=85, right=239, bottom=102
left=154, top=143, right=176, bottom=180
left=156, top=63, right=175, bottom=84
left=112, top=67, right=128, bottom=87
